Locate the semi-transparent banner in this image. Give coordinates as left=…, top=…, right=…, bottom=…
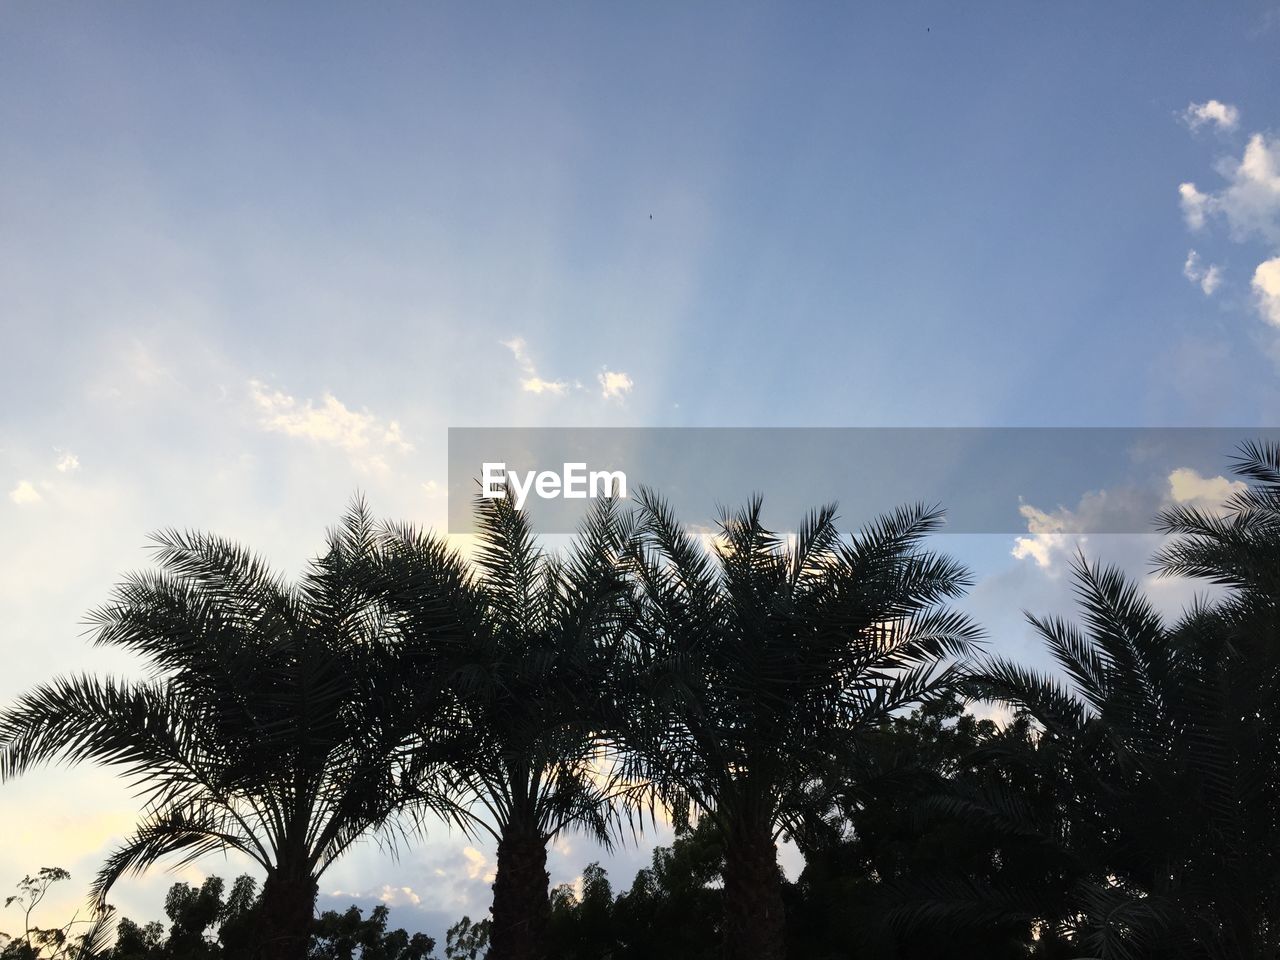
left=446, top=428, right=1280, bottom=534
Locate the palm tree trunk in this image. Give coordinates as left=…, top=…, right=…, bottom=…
left=722, top=818, right=785, bottom=960
left=256, top=865, right=317, bottom=960
left=488, top=824, right=550, bottom=960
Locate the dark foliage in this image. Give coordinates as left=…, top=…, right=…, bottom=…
left=5, top=444, right=1280, bottom=960
left=105, top=875, right=435, bottom=960
left=946, top=441, right=1280, bottom=959
left=612, top=492, right=981, bottom=960
left=0, top=502, right=472, bottom=960
left=383, top=494, right=638, bottom=960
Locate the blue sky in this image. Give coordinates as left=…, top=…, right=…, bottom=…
left=2, top=0, right=1280, bottom=944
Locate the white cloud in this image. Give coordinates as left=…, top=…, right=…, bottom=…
left=1185, top=134, right=1280, bottom=244
left=1168, top=467, right=1246, bottom=513
left=326, top=885, right=423, bottom=908
left=1200, top=263, right=1223, bottom=295
left=501, top=336, right=535, bottom=375
left=8, top=481, right=42, bottom=505
left=597, top=368, right=634, bottom=401
left=1224, top=134, right=1280, bottom=244
left=1009, top=486, right=1157, bottom=572
left=1178, top=133, right=1280, bottom=337
left=1010, top=537, right=1058, bottom=569
left=521, top=376, right=570, bottom=396
left=378, top=885, right=422, bottom=907
left=1013, top=469, right=1248, bottom=571
left=461, top=846, right=495, bottom=884
left=54, top=451, right=80, bottom=473
left=501, top=337, right=632, bottom=401
left=1182, top=250, right=1222, bottom=295
left=1179, top=182, right=1212, bottom=230
left=248, top=380, right=413, bottom=473
left=1183, top=99, right=1240, bottom=132
left=422, top=480, right=445, bottom=499
left=1253, top=256, right=1280, bottom=327
left=1011, top=502, right=1074, bottom=570
left=501, top=337, right=570, bottom=396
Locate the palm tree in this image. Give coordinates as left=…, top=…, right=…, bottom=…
left=0, top=503, right=472, bottom=960
left=384, top=493, right=638, bottom=960
left=963, top=441, right=1280, bottom=959
left=931, top=556, right=1190, bottom=955
left=613, top=491, right=981, bottom=960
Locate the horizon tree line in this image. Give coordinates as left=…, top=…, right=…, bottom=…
left=2, top=441, right=1279, bottom=960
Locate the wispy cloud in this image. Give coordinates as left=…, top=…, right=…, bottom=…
left=501, top=338, right=635, bottom=403
left=248, top=380, right=413, bottom=473
left=1182, top=99, right=1240, bottom=132
left=8, top=481, right=42, bottom=505
left=1178, top=126, right=1280, bottom=333
left=501, top=337, right=571, bottom=396
left=597, top=368, right=634, bottom=402
left=462, top=846, right=495, bottom=884
left=1012, top=467, right=1246, bottom=571
left=55, top=451, right=80, bottom=473
left=1179, top=182, right=1212, bottom=230
left=327, top=884, right=424, bottom=908
left=1181, top=134, right=1280, bottom=244
left=1010, top=501, right=1075, bottom=571
left=1183, top=250, right=1222, bottom=295
left=1168, top=466, right=1246, bottom=512
left=1253, top=257, right=1280, bottom=327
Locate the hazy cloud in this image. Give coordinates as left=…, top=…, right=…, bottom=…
left=1253, top=256, right=1280, bottom=327
left=502, top=338, right=633, bottom=401
left=8, top=481, right=42, bottom=505
left=521, top=376, right=571, bottom=396
left=1178, top=131, right=1280, bottom=336
left=1183, top=250, right=1223, bottom=295
left=1222, top=134, right=1280, bottom=244
left=501, top=337, right=570, bottom=396
left=1184, top=134, right=1280, bottom=244
left=597, top=368, right=634, bottom=401
left=1011, top=502, right=1076, bottom=570
left=1168, top=467, right=1246, bottom=512
left=248, top=380, right=413, bottom=473
left=1013, top=468, right=1247, bottom=570
left=1179, top=182, right=1212, bottom=230
left=462, top=846, right=495, bottom=884
left=1182, top=99, right=1240, bottom=132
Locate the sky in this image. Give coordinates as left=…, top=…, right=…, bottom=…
left=2, top=0, right=1280, bottom=945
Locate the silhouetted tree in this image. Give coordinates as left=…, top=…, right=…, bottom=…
left=0, top=868, right=113, bottom=960
left=0, top=503, right=471, bottom=960
left=788, top=695, right=1068, bottom=959
left=545, top=863, right=615, bottom=960
left=309, top=904, right=435, bottom=959
left=610, top=820, right=722, bottom=960
left=109, top=875, right=434, bottom=960
left=614, top=493, right=980, bottom=960
left=385, top=495, right=636, bottom=960
left=540, top=819, right=739, bottom=960
left=441, top=917, right=489, bottom=960
left=957, top=442, right=1280, bottom=958
left=110, top=918, right=164, bottom=960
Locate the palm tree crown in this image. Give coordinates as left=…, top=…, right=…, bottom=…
left=0, top=502, right=471, bottom=960
left=385, top=493, right=638, bottom=960
left=614, top=490, right=981, bottom=960
left=966, top=441, right=1280, bottom=959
